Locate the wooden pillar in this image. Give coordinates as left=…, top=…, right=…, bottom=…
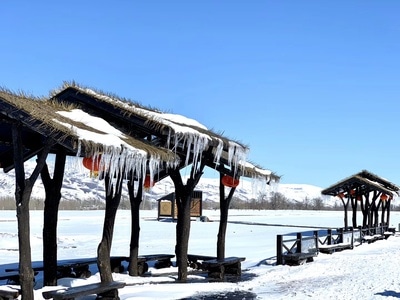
left=327, top=229, right=332, bottom=245
left=314, top=231, right=319, bottom=252
left=127, top=176, right=143, bottom=276
left=351, top=194, right=358, bottom=228
left=340, top=197, right=349, bottom=230
left=12, top=124, right=52, bottom=300
left=42, top=151, right=66, bottom=286
left=296, top=233, right=302, bottom=253
left=97, top=172, right=123, bottom=299
left=169, top=161, right=204, bottom=282
left=276, top=235, right=283, bottom=265
left=217, top=173, right=236, bottom=260
left=338, top=228, right=343, bottom=243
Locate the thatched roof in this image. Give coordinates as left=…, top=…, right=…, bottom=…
left=0, top=88, right=179, bottom=176
left=321, top=170, right=399, bottom=198
left=51, top=82, right=277, bottom=182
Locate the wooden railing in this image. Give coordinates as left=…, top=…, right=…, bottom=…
left=276, top=231, right=318, bottom=265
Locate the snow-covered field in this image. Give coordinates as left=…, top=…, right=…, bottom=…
left=1, top=209, right=400, bottom=299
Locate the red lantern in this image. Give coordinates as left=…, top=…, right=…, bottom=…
left=337, top=192, right=345, bottom=199
left=350, top=189, right=356, bottom=196
left=380, top=194, right=388, bottom=201
left=82, top=155, right=102, bottom=172
left=222, top=175, right=240, bottom=188
left=144, top=175, right=155, bottom=189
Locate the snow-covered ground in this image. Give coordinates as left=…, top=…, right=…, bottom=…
left=1, top=209, right=400, bottom=299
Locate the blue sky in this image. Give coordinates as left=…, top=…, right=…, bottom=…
left=1, top=1, right=399, bottom=188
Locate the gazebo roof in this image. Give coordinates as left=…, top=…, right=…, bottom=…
left=321, top=170, right=400, bottom=198
left=50, top=82, right=279, bottom=183
left=0, top=83, right=278, bottom=184
left=0, top=88, right=179, bottom=177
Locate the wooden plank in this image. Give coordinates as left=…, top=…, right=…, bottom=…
left=139, top=254, right=175, bottom=269
left=201, top=257, right=246, bottom=279
left=5, top=258, right=97, bottom=273
left=187, top=254, right=217, bottom=262
left=0, top=271, right=38, bottom=285
left=202, top=257, right=245, bottom=268
left=363, top=235, right=385, bottom=244
left=139, top=254, right=174, bottom=261
left=319, top=243, right=352, bottom=254
left=0, top=271, right=20, bottom=281
left=42, top=281, right=126, bottom=300
left=187, top=254, right=217, bottom=270
left=5, top=256, right=126, bottom=274
left=283, top=252, right=317, bottom=266
left=0, top=287, right=19, bottom=300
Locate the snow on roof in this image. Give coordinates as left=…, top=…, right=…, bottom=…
left=62, top=84, right=251, bottom=175
left=56, top=109, right=145, bottom=151
left=54, top=108, right=179, bottom=187
left=50, top=82, right=277, bottom=181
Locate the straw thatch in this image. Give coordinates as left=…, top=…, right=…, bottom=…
left=321, top=169, right=400, bottom=197
left=0, top=88, right=179, bottom=167
left=50, top=81, right=276, bottom=181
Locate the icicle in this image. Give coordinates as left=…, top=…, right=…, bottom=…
left=76, top=140, right=82, bottom=157
left=91, top=145, right=156, bottom=197
left=227, top=141, right=249, bottom=176
left=250, top=175, right=269, bottom=197
left=212, top=139, right=224, bottom=166
left=167, top=128, right=172, bottom=150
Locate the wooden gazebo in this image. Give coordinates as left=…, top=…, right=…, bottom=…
left=0, top=83, right=279, bottom=299
left=321, top=170, right=399, bottom=231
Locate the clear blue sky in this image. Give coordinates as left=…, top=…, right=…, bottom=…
left=1, top=1, right=399, bottom=188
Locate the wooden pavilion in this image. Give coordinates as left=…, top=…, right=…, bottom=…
left=50, top=82, right=279, bottom=279
left=0, top=83, right=279, bottom=299
left=321, top=170, right=399, bottom=232
left=0, top=88, right=179, bottom=299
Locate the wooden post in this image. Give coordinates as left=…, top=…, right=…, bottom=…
left=127, top=176, right=143, bottom=276
left=217, top=173, right=236, bottom=260
left=296, top=233, right=302, bottom=253
left=276, top=235, right=283, bottom=265
left=327, top=229, right=332, bottom=245
left=12, top=124, right=52, bottom=300
left=42, top=151, right=66, bottom=286
left=314, top=230, right=319, bottom=251
left=97, top=172, right=123, bottom=300
left=351, top=228, right=354, bottom=248
left=169, top=161, right=204, bottom=282
left=338, top=228, right=344, bottom=243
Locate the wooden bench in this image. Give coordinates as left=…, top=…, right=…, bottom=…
left=42, top=281, right=126, bottom=300
left=187, top=254, right=217, bottom=270
left=5, top=257, right=128, bottom=280
left=136, top=254, right=175, bottom=275
left=5, top=258, right=98, bottom=279
left=0, top=271, right=38, bottom=285
left=0, top=287, right=19, bottom=300
left=201, top=257, right=245, bottom=279
left=384, top=231, right=394, bottom=239
left=363, top=234, right=385, bottom=244
left=283, top=251, right=317, bottom=266
left=109, top=256, right=130, bottom=273
left=319, top=243, right=352, bottom=254
left=0, top=271, right=21, bottom=285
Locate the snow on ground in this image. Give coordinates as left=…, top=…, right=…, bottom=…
left=1, top=209, right=400, bottom=299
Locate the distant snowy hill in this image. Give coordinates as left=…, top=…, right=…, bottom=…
left=0, top=157, right=335, bottom=206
